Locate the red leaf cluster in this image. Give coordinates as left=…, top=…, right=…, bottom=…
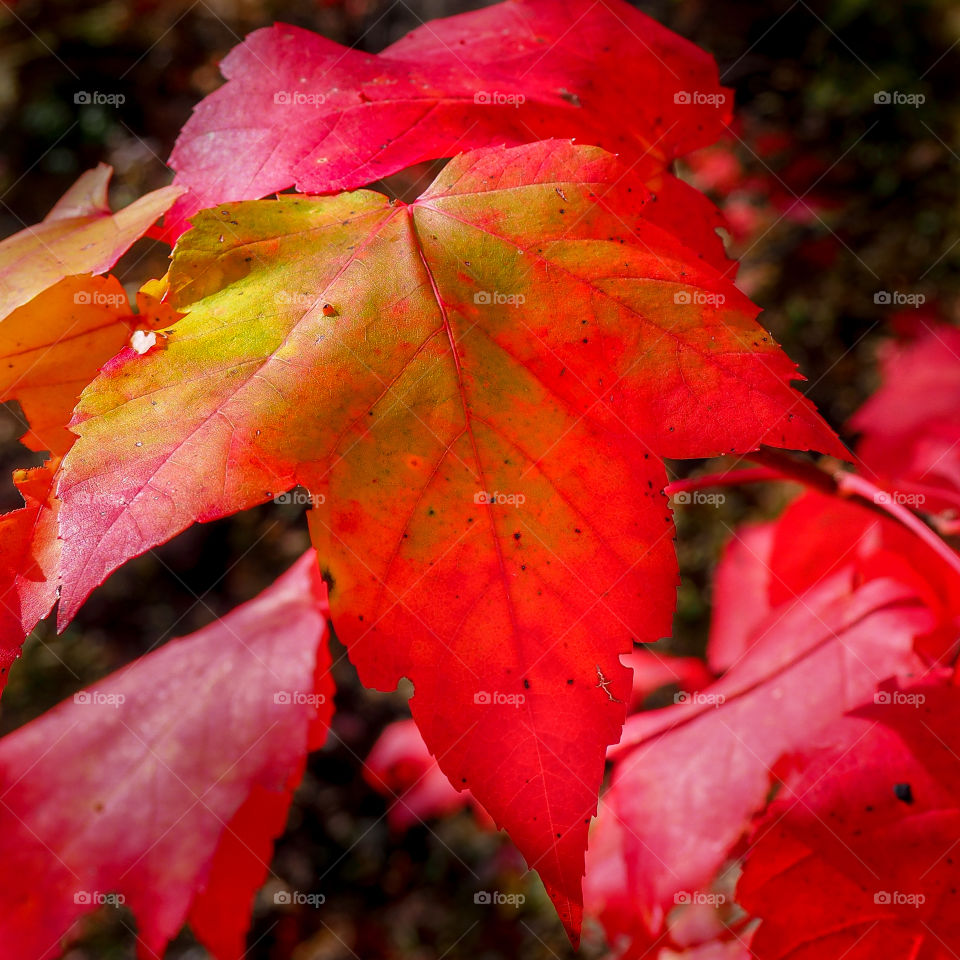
left=0, top=2, right=956, bottom=957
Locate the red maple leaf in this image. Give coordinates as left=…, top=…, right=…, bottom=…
left=0, top=551, right=331, bottom=959
left=739, top=681, right=960, bottom=959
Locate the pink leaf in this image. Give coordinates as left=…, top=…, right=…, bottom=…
left=851, top=323, right=960, bottom=517
left=0, top=550, right=332, bottom=960
left=164, top=0, right=731, bottom=258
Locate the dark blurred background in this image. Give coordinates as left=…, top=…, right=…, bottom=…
left=0, top=0, right=957, bottom=956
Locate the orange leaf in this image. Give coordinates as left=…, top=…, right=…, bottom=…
left=0, top=275, right=141, bottom=455
left=0, top=463, right=59, bottom=690
left=0, top=163, right=181, bottom=321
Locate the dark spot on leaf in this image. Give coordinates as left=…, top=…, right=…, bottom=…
left=894, top=782, right=914, bottom=804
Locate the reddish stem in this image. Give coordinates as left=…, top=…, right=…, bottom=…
left=664, top=466, right=782, bottom=496
left=666, top=446, right=960, bottom=579
left=834, top=471, right=960, bottom=579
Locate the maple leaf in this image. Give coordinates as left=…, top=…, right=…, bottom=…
left=588, top=573, right=929, bottom=946
left=738, top=682, right=960, bottom=960
left=710, top=486, right=960, bottom=671
left=851, top=322, right=960, bottom=517
left=0, top=464, right=60, bottom=692
left=585, top=797, right=748, bottom=960
left=364, top=718, right=477, bottom=830
left=0, top=275, right=147, bottom=456
left=585, top=484, right=956, bottom=948
left=768, top=492, right=960, bottom=662
left=704, top=521, right=775, bottom=673
left=56, top=140, right=843, bottom=942
left=0, top=164, right=181, bottom=321
left=0, top=550, right=331, bottom=960
left=163, top=0, right=732, bottom=264
left=0, top=273, right=185, bottom=690
left=582, top=801, right=660, bottom=958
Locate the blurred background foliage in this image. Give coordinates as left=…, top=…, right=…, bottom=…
left=0, top=0, right=957, bottom=956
